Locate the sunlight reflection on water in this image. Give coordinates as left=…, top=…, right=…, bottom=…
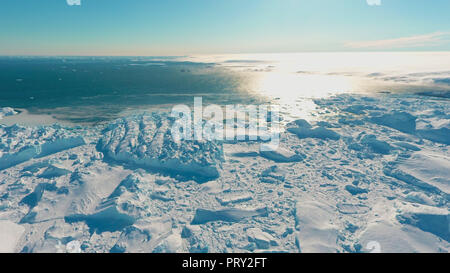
left=1, top=52, right=448, bottom=124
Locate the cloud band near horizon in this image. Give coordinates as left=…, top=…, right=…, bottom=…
left=346, top=32, right=450, bottom=50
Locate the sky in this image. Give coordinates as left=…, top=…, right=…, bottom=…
left=0, top=0, right=449, bottom=56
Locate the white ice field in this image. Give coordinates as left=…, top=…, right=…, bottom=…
left=0, top=92, right=448, bottom=253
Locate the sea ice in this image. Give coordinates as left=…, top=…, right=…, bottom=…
left=288, top=119, right=340, bottom=140
left=417, top=127, right=450, bottom=145
left=97, top=114, right=224, bottom=182
left=369, top=111, right=417, bottom=133
left=0, top=221, right=25, bottom=253
left=0, top=92, right=448, bottom=253
left=0, top=107, right=17, bottom=119
left=259, top=144, right=304, bottom=163
left=294, top=200, right=339, bottom=253
left=397, top=212, right=449, bottom=242
left=396, top=151, right=450, bottom=194
left=217, top=193, right=253, bottom=206
left=191, top=207, right=268, bottom=225
left=345, top=185, right=368, bottom=195
left=360, top=134, right=392, bottom=155
left=358, top=220, right=447, bottom=253
left=65, top=205, right=136, bottom=234
left=38, top=165, right=71, bottom=179
left=247, top=227, right=277, bottom=249
left=0, top=124, right=85, bottom=170
left=405, top=192, right=436, bottom=206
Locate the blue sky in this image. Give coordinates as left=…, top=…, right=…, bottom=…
left=1, top=0, right=449, bottom=55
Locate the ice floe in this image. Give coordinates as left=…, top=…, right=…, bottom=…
left=0, top=124, right=85, bottom=170
left=191, top=207, right=268, bottom=225
left=369, top=111, right=417, bottom=134
left=287, top=120, right=340, bottom=141
left=259, top=144, right=304, bottom=163
left=97, top=114, right=224, bottom=182
left=247, top=227, right=278, bottom=249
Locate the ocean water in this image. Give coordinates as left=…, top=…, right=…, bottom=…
left=0, top=56, right=262, bottom=124
left=1, top=52, right=449, bottom=124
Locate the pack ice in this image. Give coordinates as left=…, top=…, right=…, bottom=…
left=0, top=92, right=449, bottom=253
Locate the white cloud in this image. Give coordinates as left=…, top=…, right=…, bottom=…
left=367, top=0, right=381, bottom=6
left=346, top=32, right=450, bottom=49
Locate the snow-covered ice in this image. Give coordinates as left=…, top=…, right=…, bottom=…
left=0, top=124, right=86, bottom=170
left=97, top=114, right=224, bottom=182
left=0, top=93, right=449, bottom=253
left=0, top=220, right=25, bottom=252
left=0, top=107, right=18, bottom=120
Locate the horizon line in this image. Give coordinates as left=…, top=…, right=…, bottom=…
left=1, top=50, right=450, bottom=58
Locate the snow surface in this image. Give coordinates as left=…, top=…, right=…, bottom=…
left=0, top=93, right=449, bottom=253
left=0, top=220, right=25, bottom=252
